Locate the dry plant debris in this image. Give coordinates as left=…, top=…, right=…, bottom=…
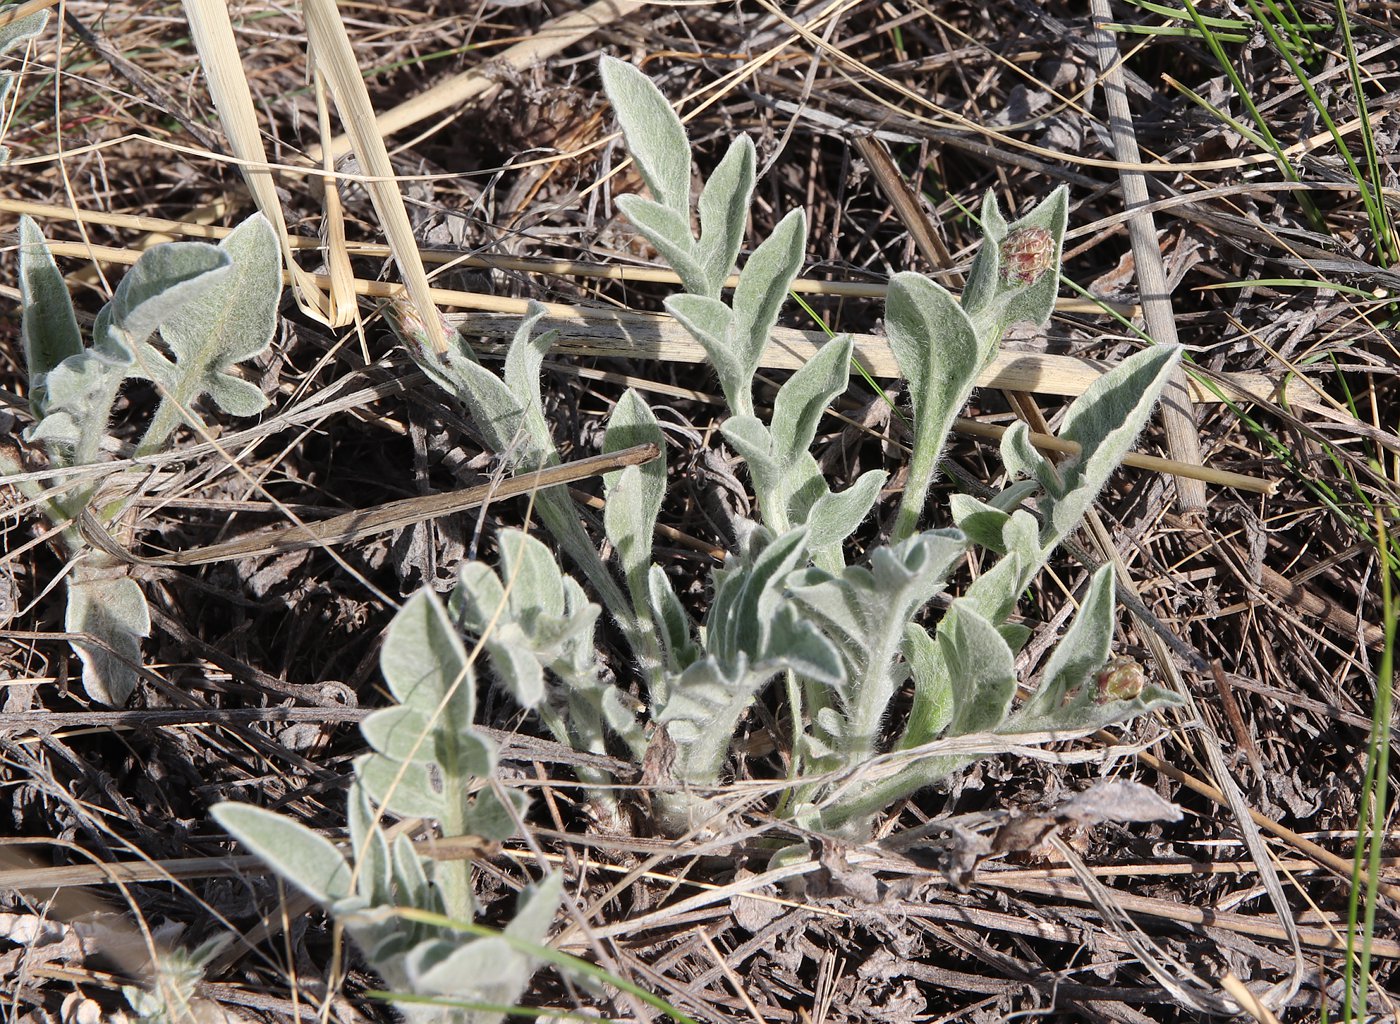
left=1, top=1, right=1397, bottom=1022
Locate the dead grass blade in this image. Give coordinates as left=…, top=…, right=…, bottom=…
left=84, top=443, right=659, bottom=568
left=309, top=0, right=645, bottom=164
left=181, top=0, right=344, bottom=325
left=301, top=0, right=447, bottom=353
left=1090, top=0, right=1207, bottom=511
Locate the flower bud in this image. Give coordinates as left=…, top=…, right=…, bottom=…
left=999, top=226, right=1055, bottom=288
left=1094, top=655, right=1145, bottom=703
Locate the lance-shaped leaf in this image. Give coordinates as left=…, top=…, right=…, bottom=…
left=885, top=271, right=982, bottom=542
left=1042, top=345, right=1182, bottom=549
left=599, top=55, right=691, bottom=216
left=941, top=603, right=1017, bottom=736
left=1011, top=564, right=1115, bottom=727
left=128, top=213, right=282, bottom=453
left=603, top=390, right=667, bottom=621
left=696, top=135, right=756, bottom=296
left=65, top=573, right=150, bottom=706
left=616, top=195, right=707, bottom=295
left=725, top=208, right=806, bottom=418
left=18, top=216, right=82, bottom=420
left=211, top=803, right=353, bottom=906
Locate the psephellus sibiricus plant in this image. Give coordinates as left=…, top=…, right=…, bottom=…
left=214, top=589, right=562, bottom=1024
left=391, top=56, right=1186, bottom=840
left=5, top=213, right=282, bottom=706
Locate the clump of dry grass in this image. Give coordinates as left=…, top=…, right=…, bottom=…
left=1, top=1, right=1396, bottom=1021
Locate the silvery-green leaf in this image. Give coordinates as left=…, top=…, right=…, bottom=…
left=212, top=803, right=352, bottom=906
left=505, top=870, right=562, bottom=943
left=130, top=214, right=281, bottom=452
left=1013, top=564, right=1114, bottom=725
left=497, top=528, right=566, bottom=621
left=65, top=574, right=149, bottom=706
left=666, top=293, right=745, bottom=409
left=948, top=493, right=1010, bottom=552
left=770, top=334, right=851, bottom=465
left=763, top=604, right=843, bottom=685
left=802, top=469, right=885, bottom=550
left=1058, top=684, right=1183, bottom=733
left=357, top=753, right=445, bottom=819
left=380, top=589, right=473, bottom=714
left=1000, top=420, right=1062, bottom=498
left=361, top=705, right=436, bottom=763
left=961, top=191, right=1010, bottom=321
left=902, top=622, right=952, bottom=745
left=657, top=655, right=783, bottom=784
left=348, top=780, right=392, bottom=906
left=603, top=390, right=666, bottom=610
left=719, top=415, right=775, bottom=484
left=484, top=628, right=547, bottom=710
left=942, top=604, right=1017, bottom=736
left=711, top=527, right=808, bottom=669
left=1047, top=345, right=1181, bottom=546
left=961, top=187, right=1067, bottom=344
left=959, top=548, right=1026, bottom=627
left=730, top=208, right=806, bottom=415
left=406, top=936, right=524, bottom=1023
left=392, top=831, right=435, bottom=918
left=18, top=217, right=82, bottom=419
left=615, top=195, right=706, bottom=291
left=885, top=271, right=981, bottom=542
left=452, top=562, right=508, bottom=635
left=787, top=566, right=868, bottom=654
left=464, top=785, right=527, bottom=842
left=502, top=302, right=560, bottom=462
left=600, top=56, right=691, bottom=215
left=696, top=135, right=755, bottom=296
left=649, top=565, right=698, bottom=678
left=0, top=9, right=47, bottom=55
left=98, top=238, right=230, bottom=359
left=27, top=350, right=124, bottom=468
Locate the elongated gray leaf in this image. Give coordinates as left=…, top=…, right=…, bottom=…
left=356, top=753, right=446, bottom=819
left=961, top=187, right=1067, bottom=345
left=65, top=574, right=149, bottom=706
left=696, top=135, right=755, bottom=296
left=1046, top=345, right=1181, bottom=546
left=603, top=390, right=667, bottom=614
left=667, top=293, right=745, bottom=411
left=212, top=803, right=353, bottom=906
left=18, top=217, right=82, bottom=418
left=502, top=306, right=560, bottom=462
left=902, top=622, right=952, bottom=745
left=348, top=780, right=392, bottom=907
left=649, top=565, right=699, bottom=678
left=26, top=350, right=124, bottom=469
left=948, top=493, right=1011, bottom=553
left=802, top=468, right=886, bottom=551
left=885, top=271, right=981, bottom=542
left=98, top=240, right=230, bottom=359
left=999, top=420, right=1062, bottom=498
left=942, top=604, right=1017, bottom=736
left=498, top=528, right=567, bottom=621
left=600, top=56, right=691, bottom=215
left=1013, top=564, right=1115, bottom=726
left=770, top=334, right=850, bottom=466
left=360, top=705, right=437, bottom=764
left=730, top=208, right=806, bottom=415
left=615, top=195, right=706, bottom=292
